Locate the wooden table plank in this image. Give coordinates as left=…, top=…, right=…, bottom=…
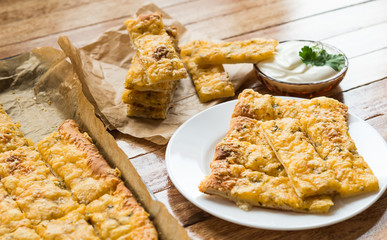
left=323, top=22, right=387, bottom=59
left=154, top=187, right=210, bottom=227
left=334, top=78, right=387, bottom=123
left=0, top=0, right=192, bottom=47
left=227, top=0, right=387, bottom=42
left=335, top=49, right=387, bottom=93
left=0, top=0, right=100, bottom=25
left=130, top=147, right=171, bottom=193
left=182, top=0, right=369, bottom=39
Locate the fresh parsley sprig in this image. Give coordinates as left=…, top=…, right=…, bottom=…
left=299, top=44, right=345, bottom=71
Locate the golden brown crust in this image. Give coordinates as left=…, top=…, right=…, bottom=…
left=58, top=119, right=121, bottom=179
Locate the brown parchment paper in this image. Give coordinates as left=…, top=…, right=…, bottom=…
left=58, top=3, right=252, bottom=145
left=0, top=48, right=189, bottom=240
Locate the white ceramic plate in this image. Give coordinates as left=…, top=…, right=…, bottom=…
left=165, top=98, right=387, bottom=230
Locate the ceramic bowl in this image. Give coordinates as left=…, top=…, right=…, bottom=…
left=254, top=40, right=348, bottom=95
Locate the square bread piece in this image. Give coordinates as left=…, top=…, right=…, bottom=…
left=0, top=182, right=36, bottom=237
left=36, top=210, right=99, bottom=240
left=37, top=120, right=122, bottom=204
left=261, top=118, right=339, bottom=198
left=0, top=147, right=80, bottom=225
left=232, top=89, right=277, bottom=120
left=0, top=106, right=33, bottom=153
left=122, top=80, right=177, bottom=109
left=86, top=182, right=158, bottom=240
left=124, top=26, right=179, bottom=92
left=0, top=227, right=41, bottom=240
left=199, top=139, right=333, bottom=213
left=124, top=52, right=172, bottom=92
left=191, top=39, right=278, bottom=64
left=125, top=13, right=187, bottom=84
left=224, top=116, right=285, bottom=177
left=180, top=40, right=234, bottom=102
left=232, top=89, right=379, bottom=197
left=126, top=103, right=170, bottom=120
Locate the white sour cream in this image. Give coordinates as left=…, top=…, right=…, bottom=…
left=257, top=41, right=341, bottom=83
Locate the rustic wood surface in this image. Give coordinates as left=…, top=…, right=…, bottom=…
left=1, top=0, right=386, bottom=239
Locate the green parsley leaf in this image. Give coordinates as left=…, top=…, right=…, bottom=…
left=299, top=44, right=345, bottom=71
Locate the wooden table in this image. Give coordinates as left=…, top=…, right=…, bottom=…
left=1, top=0, right=386, bottom=239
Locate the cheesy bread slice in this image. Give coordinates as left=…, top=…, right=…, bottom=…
left=296, top=98, right=379, bottom=196
left=232, top=89, right=276, bottom=120
left=124, top=52, right=172, bottom=92
left=199, top=140, right=333, bottom=213
left=192, top=39, right=278, bottom=64
left=126, top=103, right=170, bottom=120
left=0, top=227, right=41, bottom=240
left=224, top=117, right=285, bottom=176
left=125, top=13, right=187, bottom=83
left=0, top=147, right=80, bottom=225
left=36, top=210, right=99, bottom=240
left=0, top=182, right=38, bottom=237
left=37, top=120, right=121, bottom=204
left=261, top=118, right=338, bottom=198
left=0, top=106, right=33, bottom=153
left=122, top=80, right=177, bottom=109
left=124, top=26, right=179, bottom=92
left=86, top=182, right=158, bottom=240
left=180, top=40, right=234, bottom=102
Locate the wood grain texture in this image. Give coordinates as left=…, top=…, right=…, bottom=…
left=1, top=0, right=387, bottom=239
left=181, top=0, right=369, bottom=39
left=228, top=0, right=387, bottom=42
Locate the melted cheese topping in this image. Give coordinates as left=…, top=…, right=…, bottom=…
left=200, top=116, right=334, bottom=213
left=36, top=210, right=99, bottom=240
left=0, top=227, right=41, bottom=240
left=296, top=99, right=378, bottom=196
left=0, top=107, right=33, bottom=153
left=224, top=117, right=284, bottom=176
left=261, top=118, right=338, bottom=198
left=0, top=183, right=35, bottom=236
left=125, top=13, right=187, bottom=83
left=124, top=53, right=172, bottom=92
left=180, top=40, right=234, bottom=102
left=37, top=120, right=158, bottom=239
left=37, top=132, right=120, bottom=204
left=0, top=147, right=80, bottom=225
left=192, top=38, right=278, bottom=64
left=232, top=89, right=379, bottom=197
left=86, top=183, right=157, bottom=240
left=232, top=90, right=276, bottom=120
